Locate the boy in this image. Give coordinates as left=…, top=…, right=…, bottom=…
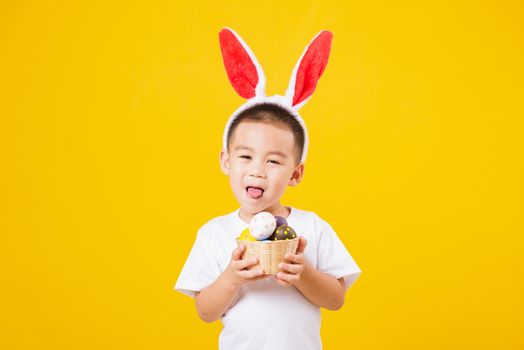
left=175, top=28, right=361, bottom=349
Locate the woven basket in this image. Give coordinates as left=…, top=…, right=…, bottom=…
left=236, top=238, right=299, bottom=275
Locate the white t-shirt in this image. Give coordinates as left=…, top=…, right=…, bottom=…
left=174, top=206, right=362, bottom=350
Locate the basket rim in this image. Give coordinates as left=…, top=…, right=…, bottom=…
left=236, top=237, right=299, bottom=243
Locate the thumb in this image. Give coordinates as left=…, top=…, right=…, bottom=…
left=232, top=244, right=245, bottom=261
left=296, top=237, right=307, bottom=254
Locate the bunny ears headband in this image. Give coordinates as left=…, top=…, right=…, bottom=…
left=219, top=27, right=333, bottom=163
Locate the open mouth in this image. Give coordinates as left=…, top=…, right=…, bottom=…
left=245, top=186, right=264, bottom=199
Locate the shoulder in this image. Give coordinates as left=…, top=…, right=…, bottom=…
left=199, top=212, right=231, bottom=230
left=292, top=206, right=330, bottom=224
left=290, top=207, right=333, bottom=233
left=195, top=209, right=239, bottom=239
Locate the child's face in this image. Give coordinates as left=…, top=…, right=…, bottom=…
left=220, top=121, right=304, bottom=215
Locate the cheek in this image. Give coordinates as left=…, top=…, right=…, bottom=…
left=228, top=168, right=244, bottom=186
left=271, top=169, right=291, bottom=186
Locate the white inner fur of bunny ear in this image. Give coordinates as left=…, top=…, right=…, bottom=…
left=222, top=95, right=309, bottom=164
left=284, top=30, right=326, bottom=111
left=222, top=27, right=267, bottom=98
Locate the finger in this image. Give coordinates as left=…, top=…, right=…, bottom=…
left=284, top=253, right=304, bottom=264
left=275, top=274, right=292, bottom=286
left=232, top=257, right=258, bottom=271
left=296, top=237, right=307, bottom=254
left=276, top=272, right=296, bottom=284
left=277, top=278, right=291, bottom=287
left=279, top=262, right=303, bottom=274
left=252, top=273, right=270, bottom=281
left=239, top=267, right=264, bottom=279
left=231, top=244, right=245, bottom=261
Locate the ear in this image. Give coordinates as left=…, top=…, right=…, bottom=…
left=288, top=163, right=305, bottom=187
left=285, top=31, right=333, bottom=110
left=219, top=28, right=266, bottom=99
left=219, top=148, right=231, bottom=175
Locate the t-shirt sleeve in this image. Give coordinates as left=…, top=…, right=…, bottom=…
left=316, top=217, right=362, bottom=291
left=174, top=227, right=222, bottom=298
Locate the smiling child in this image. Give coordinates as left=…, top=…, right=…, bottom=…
left=175, top=28, right=361, bottom=350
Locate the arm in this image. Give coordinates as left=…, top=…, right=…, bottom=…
left=294, top=262, right=346, bottom=310
left=276, top=237, right=346, bottom=310
left=194, top=244, right=267, bottom=322
left=194, top=270, right=239, bottom=322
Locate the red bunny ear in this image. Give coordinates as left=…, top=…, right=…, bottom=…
left=219, top=28, right=266, bottom=99
left=286, top=31, right=333, bottom=109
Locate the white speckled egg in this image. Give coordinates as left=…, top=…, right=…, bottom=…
left=249, top=212, right=277, bottom=240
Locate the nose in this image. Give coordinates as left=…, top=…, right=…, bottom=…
left=248, top=159, right=266, bottom=178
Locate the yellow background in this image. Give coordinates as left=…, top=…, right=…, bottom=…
left=1, top=0, right=522, bottom=349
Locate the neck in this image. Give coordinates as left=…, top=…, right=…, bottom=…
left=239, top=203, right=291, bottom=224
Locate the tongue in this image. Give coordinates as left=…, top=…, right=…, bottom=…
left=247, top=187, right=263, bottom=199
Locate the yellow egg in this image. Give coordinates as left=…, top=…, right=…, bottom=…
left=238, top=228, right=257, bottom=241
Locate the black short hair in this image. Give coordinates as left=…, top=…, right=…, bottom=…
left=226, top=103, right=305, bottom=165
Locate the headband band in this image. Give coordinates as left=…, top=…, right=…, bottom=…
left=219, top=27, right=333, bottom=163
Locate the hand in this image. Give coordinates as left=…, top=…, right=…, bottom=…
left=225, top=244, right=268, bottom=288
left=276, top=236, right=307, bottom=287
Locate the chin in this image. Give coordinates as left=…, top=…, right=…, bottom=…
left=242, top=204, right=264, bottom=213
left=243, top=201, right=273, bottom=214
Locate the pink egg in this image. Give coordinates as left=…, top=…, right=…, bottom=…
left=249, top=212, right=276, bottom=240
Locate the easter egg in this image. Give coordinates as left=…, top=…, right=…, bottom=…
left=249, top=212, right=277, bottom=240
left=275, top=216, right=287, bottom=227
left=268, top=225, right=297, bottom=241
left=237, top=228, right=257, bottom=241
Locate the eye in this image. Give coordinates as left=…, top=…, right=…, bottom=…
left=268, top=159, right=280, bottom=165
left=239, top=155, right=251, bottom=160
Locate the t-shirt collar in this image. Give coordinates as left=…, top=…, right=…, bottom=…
left=233, top=206, right=295, bottom=227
